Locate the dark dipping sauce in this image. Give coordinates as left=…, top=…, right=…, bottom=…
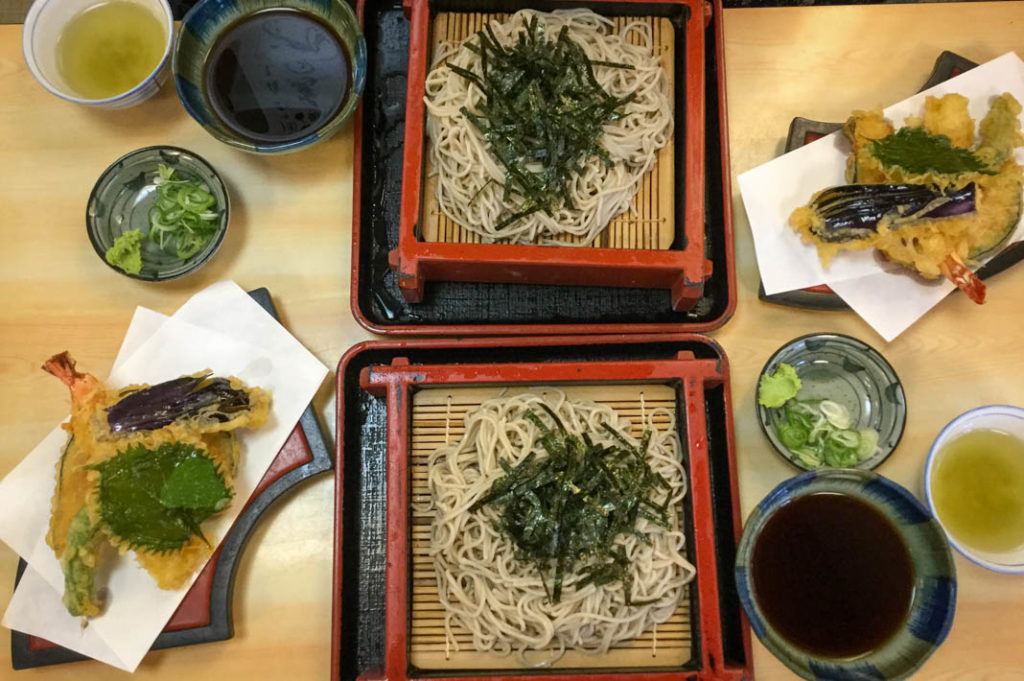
left=751, top=493, right=915, bottom=659
left=204, top=8, right=350, bottom=144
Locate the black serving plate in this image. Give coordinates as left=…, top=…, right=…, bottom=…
left=10, top=288, right=332, bottom=670
left=350, top=0, right=735, bottom=334
left=333, top=334, right=749, bottom=681
left=759, top=51, right=1024, bottom=310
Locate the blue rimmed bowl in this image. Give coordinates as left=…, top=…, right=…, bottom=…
left=736, top=469, right=956, bottom=681
left=173, top=0, right=367, bottom=154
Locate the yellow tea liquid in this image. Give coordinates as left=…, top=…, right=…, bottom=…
left=56, top=1, right=165, bottom=99
left=932, top=428, right=1024, bottom=554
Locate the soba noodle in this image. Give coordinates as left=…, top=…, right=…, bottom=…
left=424, top=10, right=673, bottom=245
left=423, top=391, right=695, bottom=664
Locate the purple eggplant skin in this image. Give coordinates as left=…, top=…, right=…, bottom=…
left=105, top=374, right=252, bottom=434
left=808, top=183, right=975, bottom=243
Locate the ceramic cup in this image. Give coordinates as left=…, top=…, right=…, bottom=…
left=925, top=405, right=1024, bottom=573
left=22, top=0, right=174, bottom=108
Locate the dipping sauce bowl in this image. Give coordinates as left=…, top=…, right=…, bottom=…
left=736, top=468, right=956, bottom=680
left=173, top=0, right=367, bottom=154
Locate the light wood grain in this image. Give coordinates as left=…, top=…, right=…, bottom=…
left=719, top=2, right=1024, bottom=679
left=1, top=2, right=1024, bottom=679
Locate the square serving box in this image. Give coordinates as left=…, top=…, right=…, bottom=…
left=391, top=0, right=710, bottom=311
left=332, top=335, right=751, bottom=681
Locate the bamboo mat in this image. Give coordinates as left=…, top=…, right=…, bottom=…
left=408, top=384, right=693, bottom=671
left=421, top=13, right=676, bottom=249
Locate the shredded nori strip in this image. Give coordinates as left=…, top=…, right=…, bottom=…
left=471, top=406, right=672, bottom=604
left=450, top=16, right=636, bottom=229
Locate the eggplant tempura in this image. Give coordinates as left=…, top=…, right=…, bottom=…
left=43, top=352, right=270, bottom=617
left=790, top=93, right=1024, bottom=304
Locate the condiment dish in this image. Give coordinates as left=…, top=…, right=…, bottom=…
left=736, top=468, right=956, bottom=681
left=87, top=146, right=229, bottom=282
left=756, top=332, right=907, bottom=471
left=925, top=404, right=1024, bottom=573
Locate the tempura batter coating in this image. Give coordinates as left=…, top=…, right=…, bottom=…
left=791, top=93, right=1023, bottom=303
left=44, top=352, right=270, bottom=615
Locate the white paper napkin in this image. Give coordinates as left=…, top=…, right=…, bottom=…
left=0, top=281, right=328, bottom=671
left=739, top=52, right=1024, bottom=341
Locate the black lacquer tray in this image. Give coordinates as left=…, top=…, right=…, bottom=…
left=759, top=51, right=1024, bottom=310
left=350, top=0, right=736, bottom=335
left=332, top=334, right=750, bottom=681
left=10, top=289, right=333, bottom=670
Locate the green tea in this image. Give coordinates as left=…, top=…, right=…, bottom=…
left=57, top=1, right=165, bottom=99
left=932, top=428, right=1024, bottom=554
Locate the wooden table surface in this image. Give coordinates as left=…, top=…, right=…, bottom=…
left=2, top=2, right=1024, bottom=679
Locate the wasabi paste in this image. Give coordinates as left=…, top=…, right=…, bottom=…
left=104, top=229, right=144, bottom=275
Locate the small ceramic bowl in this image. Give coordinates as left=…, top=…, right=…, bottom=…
left=23, top=0, right=173, bottom=108
left=736, top=468, right=956, bottom=681
left=87, top=146, right=229, bottom=281
left=173, top=0, right=367, bottom=154
left=756, top=332, right=907, bottom=471
left=925, top=405, right=1024, bottom=573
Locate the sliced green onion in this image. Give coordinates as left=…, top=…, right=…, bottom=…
left=147, top=164, right=220, bottom=261
left=178, top=187, right=215, bottom=212
left=786, top=401, right=817, bottom=430
left=829, top=429, right=861, bottom=449
left=819, top=400, right=853, bottom=429
left=792, top=447, right=822, bottom=467
left=771, top=397, right=880, bottom=469
left=778, top=423, right=809, bottom=450
left=161, top=207, right=185, bottom=222
left=856, top=429, right=879, bottom=460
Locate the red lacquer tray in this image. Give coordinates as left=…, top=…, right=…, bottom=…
left=387, top=0, right=713, bottom=312
left=350, top=0, right=735, bottom=335
left=332, top=335, right=752, bottom=681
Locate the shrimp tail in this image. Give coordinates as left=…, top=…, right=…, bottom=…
left=42, top=351, right=86, bottom=388
left=940, top=254, right=986, bottom=304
